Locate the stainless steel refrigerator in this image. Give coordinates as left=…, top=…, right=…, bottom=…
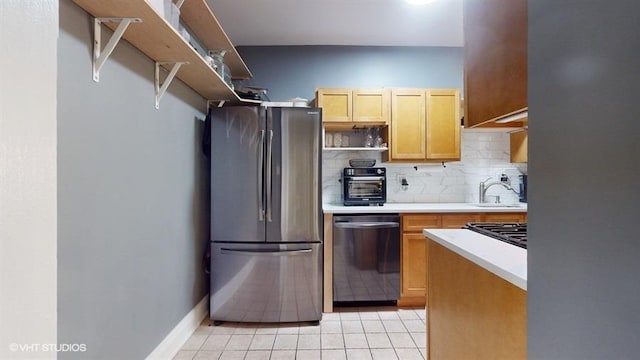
left=209, top=106, right=323, bottom=324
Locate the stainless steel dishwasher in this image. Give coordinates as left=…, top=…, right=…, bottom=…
left=333, top=214, right=400, bottom=304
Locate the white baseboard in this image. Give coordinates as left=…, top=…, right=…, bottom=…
left=146, top=295, right=209, bottom=360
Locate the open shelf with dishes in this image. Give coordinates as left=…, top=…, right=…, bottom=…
left=71, top=0, right=261, bottom=105
left=322, top=126, right=389, bottom=152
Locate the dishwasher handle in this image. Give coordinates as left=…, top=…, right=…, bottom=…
left=334, top=221, right=399, bottom=229
left=220, top=248, right=312, bottom=256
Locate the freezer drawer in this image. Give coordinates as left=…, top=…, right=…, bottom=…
left=210, top=243, right=322, bottom=323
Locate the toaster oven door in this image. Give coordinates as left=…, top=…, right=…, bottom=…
left=343, top=176, right=386, bottom=205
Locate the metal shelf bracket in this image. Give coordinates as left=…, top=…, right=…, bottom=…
left=155, top=61, right=189, bottom=109
left=93, top=17, right=142, bottom=82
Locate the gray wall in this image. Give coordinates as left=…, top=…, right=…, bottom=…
left=237, top=46, right=463, bottom=101
left=58, top=1, right=209, bottom=358
left=529, top=1, right=640, bottom=359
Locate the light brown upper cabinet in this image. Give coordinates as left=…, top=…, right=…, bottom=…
left=388, top=88, right=461, bottom=162
left=427, top=89, right=462, bottom=159
left=316, top=88, right=389, bottom=129
left=390, top=89, right=426, bottom=160
left=510, top=129, right=528, bottom=163
left=353, top=89, right=390, bottom=123
left=317, top=88, right=352, bottom=122
left=463, top=0, right=527, bottom=127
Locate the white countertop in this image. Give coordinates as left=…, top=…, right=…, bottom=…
left=423, top=229, right=527, bottom=290
left=323, top=202, right=527, bottom=214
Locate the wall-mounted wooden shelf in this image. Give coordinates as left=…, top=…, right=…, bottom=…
left=179, top=0, right=252, bottom=80
left=323, top=147, right=389, bottom=151
left=72, top=0, right=258, bottom=104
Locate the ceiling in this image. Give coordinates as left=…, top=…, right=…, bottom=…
left=206, top=0, right=463, bottom=47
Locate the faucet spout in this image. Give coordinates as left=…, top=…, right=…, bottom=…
left=479, top=180, right=514, bottom=203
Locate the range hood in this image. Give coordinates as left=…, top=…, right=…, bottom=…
left=495, top=109, right=528, bottom=124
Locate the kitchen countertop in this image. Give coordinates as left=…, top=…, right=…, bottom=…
left=323, top=202, right=527, bottom=214
left=423, top=229, right=527, bottom=290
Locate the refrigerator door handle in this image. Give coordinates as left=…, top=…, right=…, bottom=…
left=258, top=129, right=265, bottom=221
left=266, top=129, right=274, bottom=222
left=220, top=248, right=312, bottom=256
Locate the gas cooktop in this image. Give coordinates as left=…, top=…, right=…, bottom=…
left=464, top=222, right=527, bottom=249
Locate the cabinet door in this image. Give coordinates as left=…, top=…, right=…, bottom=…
left=464, top=0, right=527, bottom=127
left=441, top=213, right=483, bottom=229
left=403, top=214, right=441, bottom=232
left=391, top=89, right=426, bottom=160
left=317, top=88, right=352, bottom=122
left=401, top=233, right=427, bottom=300
left=483, top=213, right=527, bottom=223
left=510, top=130, right=528, bottom=163
left=353, top=88, right=389, bottom=123
left=426, top=89, right=461, bottom=160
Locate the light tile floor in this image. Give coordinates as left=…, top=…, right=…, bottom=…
left=174, top=307, right=427, bottom=360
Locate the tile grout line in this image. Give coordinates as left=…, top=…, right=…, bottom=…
left=357, top=314, right=375, bottom=359
left=178, top=309, right=429, bottom=360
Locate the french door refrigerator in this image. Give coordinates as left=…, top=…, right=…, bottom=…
left=209, top=106, right=323, bottom=323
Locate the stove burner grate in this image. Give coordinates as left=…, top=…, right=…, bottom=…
left=464, top=222, right=527, bottom=249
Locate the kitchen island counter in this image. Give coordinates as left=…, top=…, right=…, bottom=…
left=424, top=229, right=527, bottom=359
left=323, top=202, right=527, bottom=214
left=423, top=229, right=527, bottom=290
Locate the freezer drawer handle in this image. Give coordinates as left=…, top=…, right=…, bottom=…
left=220, top=248, right=313, bottom=256
left=334, top=222, right=399, bottom=229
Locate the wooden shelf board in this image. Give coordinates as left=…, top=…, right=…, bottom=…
left=323, top=147, right=389, bottom=151
left=323, top=122, right=388, bottom=131
left=180, top=0, right=252, bottom=80
left=72, top=0, right=254, bottom=103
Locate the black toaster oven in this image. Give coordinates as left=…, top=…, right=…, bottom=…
left=342, top=167, right=387, bottom=206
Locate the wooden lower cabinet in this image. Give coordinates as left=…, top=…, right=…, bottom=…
left=441, top=213, right=483, bottom=228
left=428, top=240, right=526, bottom=359
left=485, top=212, right=527, bottom=223
left=399, top=214, right=440, bottom=306
left=398, top=212, right=526, bottom=307
left=402, top=214, right=441, bottom=231
left=399, top=233, right=428, bottom=306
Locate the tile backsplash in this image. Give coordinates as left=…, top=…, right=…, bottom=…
left=322, top=128, right=527, bottom=204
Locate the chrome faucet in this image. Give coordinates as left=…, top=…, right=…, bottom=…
left=479, top=175, right=514, bottom=203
